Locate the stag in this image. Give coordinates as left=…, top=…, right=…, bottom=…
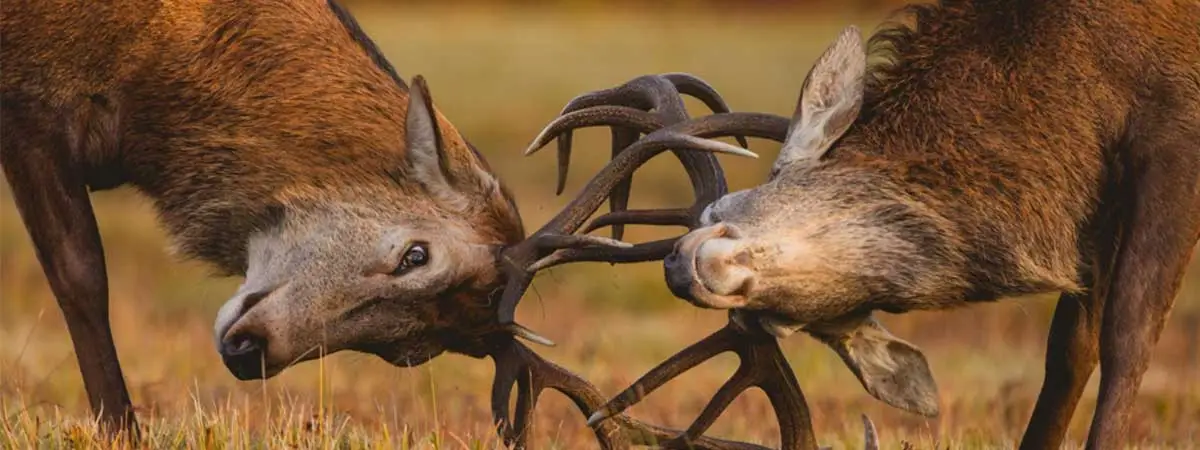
left=573, top=2, right=1199, bottom=449
left=0, top=1, right=757, bottom=445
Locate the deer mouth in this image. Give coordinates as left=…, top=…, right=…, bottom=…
left=664, top=225, right=751, bottom=310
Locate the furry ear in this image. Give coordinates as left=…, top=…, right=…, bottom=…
left=405, top=75, right=453, bottom=191
left=804, top=312, right=941, bottom=418
left=773, top=25, right=867, bottom=177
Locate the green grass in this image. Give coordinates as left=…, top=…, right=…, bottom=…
left=3, top=2, right=1200, bottom=448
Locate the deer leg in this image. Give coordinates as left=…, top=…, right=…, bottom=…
left=0, top=115, right=137, bottom=438
left=1019, top=290, right=1104, bottom=450
left=1086, top=135, right=1200, bottom=449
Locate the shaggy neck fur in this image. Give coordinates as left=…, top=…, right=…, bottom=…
left=819, top=0, right=1197, bottom=305
left=72, top=0, right=522, bottom=274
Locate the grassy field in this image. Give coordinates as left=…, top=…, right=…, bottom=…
left=2, top=2, right=1199, bottom=449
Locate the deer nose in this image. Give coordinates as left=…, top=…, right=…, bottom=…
left=665, top=224, right=740, bottom=301
left=220, top=332, right=267, bottom=380
left=216, top=289, right=272, bottom=380
left=664, top=251, right=695, bottom=301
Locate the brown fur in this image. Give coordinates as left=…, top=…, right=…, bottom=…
left=5, top=0, right=522, bottom=269
left=666, top=1, right=1200, bottom=448
left=1, top=0, right=523, bottom=435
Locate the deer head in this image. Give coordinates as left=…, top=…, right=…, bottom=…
left=643, top=26, right=944, bottom=417
left=212, top=76, right=525, bottom=379
left=209, top=71, right=760, bottom=384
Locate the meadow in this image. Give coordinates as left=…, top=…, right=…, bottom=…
left=2, top=2, right=1198, bottom=448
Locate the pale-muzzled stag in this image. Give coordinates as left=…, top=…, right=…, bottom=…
left=582, top=2, right=1200, bottom=449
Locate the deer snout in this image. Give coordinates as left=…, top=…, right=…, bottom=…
left=695, top=237, right=755, bottom=296
left=664, top=223, right=751, bottom=309
left=214, top=287, right=276, bottom=380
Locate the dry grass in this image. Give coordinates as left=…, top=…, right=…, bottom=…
left=3, top=3, right=1200, bottom=449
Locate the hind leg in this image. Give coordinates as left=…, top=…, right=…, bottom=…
left=1020, top=224, right=1121, bottom=450
left=1019, top=289, right=1104, bottom=450
left=1086, top=129, right=1200, bottom=449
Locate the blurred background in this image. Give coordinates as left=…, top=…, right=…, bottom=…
left=2, top=0, right=1197, bottom=448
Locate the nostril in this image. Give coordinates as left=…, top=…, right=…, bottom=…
left=731, top=272, right=755, bottom=297
left=223, top=332, right=263, bottom=357
left=239, top=290, right=271, bottom=316
left=672, top=238, right=685, bottom=253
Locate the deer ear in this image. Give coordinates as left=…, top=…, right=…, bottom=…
left=405, top=75, right=453, bottom=190
left=805, top=312, right=941, bottom=418
left=773, top=25, right=866, bottom=176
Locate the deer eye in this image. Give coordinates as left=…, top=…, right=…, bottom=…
left=392, top=243, right=429, bottom=276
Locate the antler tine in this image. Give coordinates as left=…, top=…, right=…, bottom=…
left=660, top=73, right=751, bottom=150
left=489, top=337, right=774, bottom=450
left=583, top=209, right=692, bottom=234
left=607, top=127, right=639, bottom=241
left=528, top=238, right=677, bottom=273
left=548, top=75, right=686, bottom=196
left=588, top=313, right=819, bottom=450
left=862, top=414, right=880, bottom=450
left=525, top=106, right=664, bottom=156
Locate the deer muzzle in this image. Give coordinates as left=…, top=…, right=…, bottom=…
left=214, top=284, right=283, bottom=380
left=664, top=223, right=752, bottom=309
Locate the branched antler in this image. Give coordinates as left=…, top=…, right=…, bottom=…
left=489, top=73, right=880, bottom=450
left=495, top=74, right=776, bottom=344
left=586, top=312, right=819, bottom=449
left=487, top=336, right=780, bottom=450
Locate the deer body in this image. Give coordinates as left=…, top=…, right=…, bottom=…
left=1, top=0, right=524, bottom=434
left=662, top=1, right=1199, bottom=448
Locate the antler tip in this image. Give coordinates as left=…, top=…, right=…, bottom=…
left=506, top=322, right=557, bottom=347
left=664, top=132, right=759, bottom=159
left=523, top=141, right=546, bottom=156
left=585, top=409, right=615, bottom=427
left=862, top=413, right=879, bottom=450
left=726, top=145, right=759, bottom=159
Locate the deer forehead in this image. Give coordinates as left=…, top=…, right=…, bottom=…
left=249, top=207, right=485, bottom=266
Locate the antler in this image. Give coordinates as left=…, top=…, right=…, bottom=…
left=539, top=73, right=750, bottom=241
left=519, top=77, right=887, bottom=449
left=496, top=74, right=781, bottom=344
left=487, top=335, right=784, bottom=450
left=587, top=312, right=818, bottom=449
left=492, top=74, right=880, bottom=449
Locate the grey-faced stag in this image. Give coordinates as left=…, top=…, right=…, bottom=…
left=517, top=73, right=903, bottom=449
left=586, top=1, right=1200, bottom=449
left=0, top=0, right=533, bottom=438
